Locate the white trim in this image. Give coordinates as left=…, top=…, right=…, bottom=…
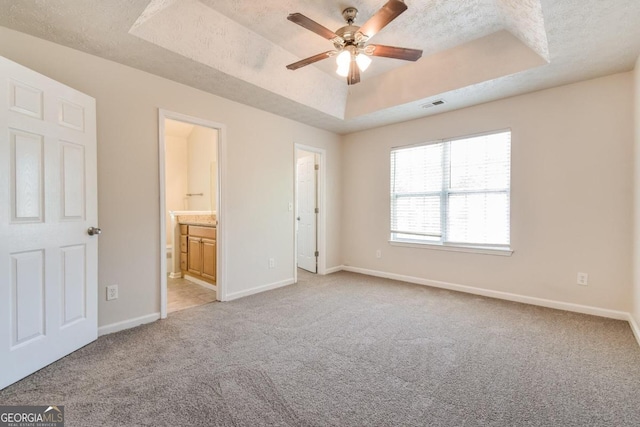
left=183, top=274, right=217, bottom=291
left=342, top=266, right=629, bottom=320
left=169, top=272, right=182, bottom=279
left=158, top=114, right=167, bottom=319
left=225, top=278, right=295, bottom=301
left=391, top=128, right=512, bottom=151
left=628, top=314, right=640, bottom=348
left=324, top=265, right=344, bottom=274
left=158, top=109, right=228, bottom=319
left=293, top=144, right=327, bottom=282
left=98, top=313, right=160, bottom=337
left=389, top=240, right=513, bottom=256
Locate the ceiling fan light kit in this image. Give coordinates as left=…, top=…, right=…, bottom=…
left=286, top=0, right=423, bottom=85
left=356, top=52, right=372, bottom=71
left=336, top=49, right=352, bottom=76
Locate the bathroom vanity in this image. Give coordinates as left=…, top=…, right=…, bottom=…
left=168, top=211, right=217, bottom=287
left=180, top=224, right=216, bottom=284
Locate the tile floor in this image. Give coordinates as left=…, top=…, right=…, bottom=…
left=167, top=276, right=217, bottom=313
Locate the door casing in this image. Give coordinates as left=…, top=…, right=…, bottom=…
left=293, top=144, right=327, bottom=283
left=158, top=110, right=226, bottom=318
left=296, top=151, right=318, bottom=273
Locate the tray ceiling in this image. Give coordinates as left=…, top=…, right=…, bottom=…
left=0, top=0, right=638, bottom=134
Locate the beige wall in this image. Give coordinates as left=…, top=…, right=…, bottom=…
left=342, top=72, right=634, bottom=312
left=634, top=55, right=640, bottom=324
left=2, top=25, right=635, bottom=329
left=186, top=126, right=217, bottom=212
left=0, top=27, right=342, bottom=327
left=165, top=135, right=189, bottom=245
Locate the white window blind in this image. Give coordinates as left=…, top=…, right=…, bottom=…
left=390, top=130, right=511, bottom=248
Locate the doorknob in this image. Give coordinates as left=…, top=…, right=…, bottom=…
left=88, top=227, right=102, bottom=236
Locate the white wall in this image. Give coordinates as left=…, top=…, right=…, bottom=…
left=0, top=27, right=342, bottom=327
left=634, top=55, right=640, bottom=325
left=186, top=126, right=217, bottom=212
left=342, top=72, right=634, bottom=312
left=165, top=135, right=188, bottom=244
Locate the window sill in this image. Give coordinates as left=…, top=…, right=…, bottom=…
left=388, top=240, right=513, bottom=257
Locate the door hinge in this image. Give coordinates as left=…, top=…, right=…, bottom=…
left=314, top=251, right=319, bottom=257
left=314, top=164, right=319, bottom=170
left=314, top=208, right=319, bottom=214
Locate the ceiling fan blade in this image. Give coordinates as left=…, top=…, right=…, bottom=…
left=347, top=61, right=361, bottom=85
left=287, top=13, right=341, bottom=41
left=367, top=44, right=423, bottom=61
left=356, top=0, right=408, bottom=41
left=286, top=51, right=335, bottom=70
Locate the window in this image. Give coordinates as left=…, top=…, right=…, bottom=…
left=390, top=130, right=511, bottom=250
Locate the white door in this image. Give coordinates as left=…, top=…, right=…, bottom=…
left=296, top=153, right=317, bottom=273
left=0, top=56, right=98, bottom=389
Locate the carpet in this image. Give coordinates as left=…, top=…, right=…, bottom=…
left=1, top=270, right=640, bottom=426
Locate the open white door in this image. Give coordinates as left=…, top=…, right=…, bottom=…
left=296, top=153, right=317, bottom=273
left=0, top=56, right=98, bottom=389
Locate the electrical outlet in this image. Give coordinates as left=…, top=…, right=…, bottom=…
left=268, top=258, right=275, bottom=269
left=106, top=284, right=118, bottom=301
left=577, top=272, right=588, bottom=286
left=376, top=249, right=381, bottom=259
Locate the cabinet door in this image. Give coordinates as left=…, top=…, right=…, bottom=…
left=187, top=237, right=202, bottom=275
left=201, top=238, right=216, bottom=282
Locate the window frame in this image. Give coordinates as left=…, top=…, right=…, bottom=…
left=390, top=129, right=513, bottom=256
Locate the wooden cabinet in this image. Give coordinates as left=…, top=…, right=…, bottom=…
left=201, top=238, right=216, bottom=281
left=179, top=225, right=189, bottom=271
left=180, top=225, right=216, bottom=284
left=187, top=237, right=202, bottom=275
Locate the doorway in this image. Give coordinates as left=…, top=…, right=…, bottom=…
left=294, top=144, right=326, bottom=282
left=296, top=149, right=318, bottom=273
left=158, top=110, right=226, bottom=318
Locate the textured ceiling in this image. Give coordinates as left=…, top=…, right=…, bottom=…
left=197, top=0, right=543, bottom=79
left=0, top=0, right=638, bottom=134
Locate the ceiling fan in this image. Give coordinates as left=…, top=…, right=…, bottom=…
left=286, top=0, right=423, bottom=85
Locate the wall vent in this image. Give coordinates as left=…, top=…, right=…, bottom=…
left=421, top=99, right=446, bottom=109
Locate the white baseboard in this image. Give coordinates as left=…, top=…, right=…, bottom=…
left=168, top=272, right=182, bottom=279
left=324, top=265, right=344, bottom=274
left=628, top=314, right=640, bottom=348
left=342, top=266, right=629, bottom=321
left=224, top=278, right=295, bottom=301
left=98, top=313, right=160, bottom=337
left=183, top=274, right=217, bottom=291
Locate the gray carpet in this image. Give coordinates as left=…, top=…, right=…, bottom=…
left=2, top=270, right=640, bottom=426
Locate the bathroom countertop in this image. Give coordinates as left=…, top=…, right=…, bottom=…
left=179, top=221, right=217, bottom=227
left=176, top=214, right=217, bottom=227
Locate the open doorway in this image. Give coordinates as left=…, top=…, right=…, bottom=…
left=296, top=149, right=318, bottom=273
left=294, top=144, right=326, bottom=282
left=159, top=110, right=226, bottom=318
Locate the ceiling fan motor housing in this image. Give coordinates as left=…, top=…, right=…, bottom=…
left=342, top=7, right=358, bottom=24
left=337, top=7, right=367, bottom=52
